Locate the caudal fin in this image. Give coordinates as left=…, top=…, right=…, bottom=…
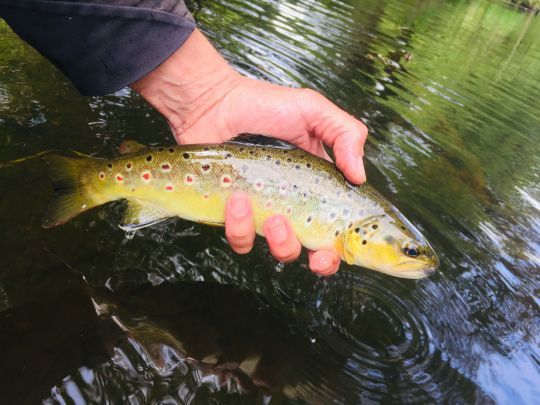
left=42, top=155, right=99, bottom=228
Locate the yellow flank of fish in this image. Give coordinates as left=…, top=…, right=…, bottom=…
left=42, top=136, right=439, bottom=279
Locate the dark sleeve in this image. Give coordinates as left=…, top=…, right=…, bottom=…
left=0, top=0, right=196, bottom=96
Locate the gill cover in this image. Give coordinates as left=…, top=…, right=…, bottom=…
left=343, top=214, right=439, bottom=279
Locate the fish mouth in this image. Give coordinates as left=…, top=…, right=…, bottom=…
left=392, top=260, right=438, bottom=278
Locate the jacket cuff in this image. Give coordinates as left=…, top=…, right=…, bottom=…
left=0, top=1, right=196, bottom=95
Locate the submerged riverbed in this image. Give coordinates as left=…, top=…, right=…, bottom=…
left=0, top=0, right=539, bottom=403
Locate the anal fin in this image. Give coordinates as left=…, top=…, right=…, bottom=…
left=119, top=199, right=173, bottom=231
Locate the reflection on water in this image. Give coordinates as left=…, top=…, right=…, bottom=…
left=0, top=0, right=539, bottom=403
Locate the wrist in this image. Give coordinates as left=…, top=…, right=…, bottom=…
left=130, top=29, right=242, bottom=138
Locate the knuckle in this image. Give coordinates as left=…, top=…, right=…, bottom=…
left=356, top=121, right=368, bottom=137
left=299, top=88, right=327, bottom=107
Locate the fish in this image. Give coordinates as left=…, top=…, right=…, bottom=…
left=42, top=136, right=439, bottom=278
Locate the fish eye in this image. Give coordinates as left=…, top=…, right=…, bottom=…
left=403, top=246, right=420, bottom=257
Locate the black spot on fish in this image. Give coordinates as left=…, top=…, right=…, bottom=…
left=401, top=226, right=406, bottom=230
left=126, top=163, right=132, bottom=169
left=275, top=160, right=281, bottom=165
left=307, top=216, right=312, bottom=223
left=348, top=222, right=353, bottom=228
left=362, top=240, right=367, bottom=245
left=250, top=150, right=255, bottom=155
left=335, top=230, right=340, bottom=237
left=372, top=224, right=378, bottom=230
left=107, top=163, right=112, bottom=169
left=226, top=153, right=232, bottom=158
left=183, top=153, right=190, bottom=159
left=355, top=227, right=360, bottom=233
left=146, top=155, right=152, bottom=162
left=295, top=165, right=301, bottom=170
left=287, top=158, right=292, bottom=163
left=169, top=148, right=174, bottom=153
left=306, top=163, right=312, bottom=169
left=204, top=147, right=210, bottom=151
left=158, top=147, right=163, bottom=152
left=266, top=155, right=271, bottom=160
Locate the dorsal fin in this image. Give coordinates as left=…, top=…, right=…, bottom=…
left=118, top=140, right=148, bottom=155
left=225, top=134, right=298, bottom=150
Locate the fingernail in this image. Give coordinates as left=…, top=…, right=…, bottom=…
left=266, top=216, right=288, bottom=244
left=231, top=194, right=248, bottom=219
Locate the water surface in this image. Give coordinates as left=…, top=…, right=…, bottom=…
left=0, top=0, right=539, bottom=403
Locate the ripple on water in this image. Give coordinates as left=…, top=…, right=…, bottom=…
left=284, top=272, right=484, bottom=403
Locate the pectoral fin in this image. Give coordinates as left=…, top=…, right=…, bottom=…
left=198, top=220, right=224, bottom=227
left=119, top=199, right=173, bottom=231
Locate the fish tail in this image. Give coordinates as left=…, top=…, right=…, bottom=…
left=42, top=154, right=99, bottom=228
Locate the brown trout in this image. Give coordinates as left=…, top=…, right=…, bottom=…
left=43, top=136, right=439, bottom=278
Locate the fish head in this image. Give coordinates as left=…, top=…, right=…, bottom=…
left=343, top=209, right=439, bottom=279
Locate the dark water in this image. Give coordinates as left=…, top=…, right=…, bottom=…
left=1, top=0, right=539, bottom=403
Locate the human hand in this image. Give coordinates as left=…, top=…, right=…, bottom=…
left=131, top=30, right=368, bottom=275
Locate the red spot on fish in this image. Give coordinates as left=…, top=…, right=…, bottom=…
left=161, top=163, right=171, bottom=171
left=221, top=175, right=232, bottom=187
left=202, top=164, right=211, bottom=172
left=165, top=185, right=173, bottom=191
left=184, top=173, right=196, bottom=185
left=143, top=173, right=150, bottom=180
left=203, top=193, right=209, bottom=199
left=254, top=179, right=264, bottom=191
left=116, top=175, right=123, bottom=182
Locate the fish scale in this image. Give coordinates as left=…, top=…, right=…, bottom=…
left=42, top=136, right=439, bottom=278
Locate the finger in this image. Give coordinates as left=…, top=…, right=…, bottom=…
left=332, top=129, right=367, bottom=184
left=308, top=250, right=340, bottom=276
left=225, top=193, right=256, bottom=254
left=263, top=215, right=302, bottom=262
left=300, top=90, right=368, bottom=184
